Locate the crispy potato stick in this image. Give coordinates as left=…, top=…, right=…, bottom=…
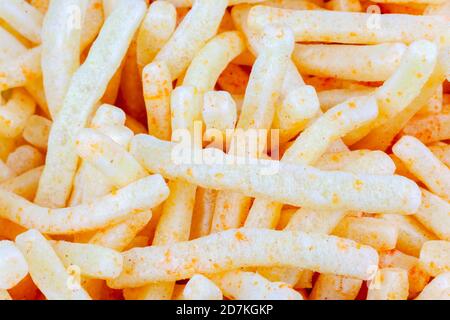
left=170, top=86, right=202, bottom=139
left=15, top=229, right=91, bottom=300
left=209, top=270, right=302, bottom=300
left=183, top=31, right=246, bottom=92
left=380, top=250, right=430, bottom=297
left=212, top=25, right=294, bottom=232
left=35, top=0, right=146, bottom=208
left=310, top=274, right=362, bottom=300
left=0, top=89, right=35, bottom=138
left=80, top=0, right=103, bottom=50
left=0, top=159, right=13, bottom=183
left=248, top=6, right=450, bottom=45
left=420, top=240, right=450, bottom=276
left=367, top=268, right=409, bottom=300
left=23, top=115, right=51, bottom=150
left=0, top=166, right=43, bottom=201
left=0, top=0, right=43, bottom=44
left=6, top=145, right=44, bottom=176
left=345, top=40, right=438, bottom=145
left=143, top=61, right=173, bottom=140
left=0, top=46, right=41, bottom=91
left=415, top=272, right=450, bottom=300
left=402, top=111, right=450, bottom=144
left=137, top=1, right=176, bottom=69
left=131, top=134, right=421, bottom=214
left=154, top=0, right=228, bottom=80
left=317, top=88, right=376, bottom=111
left=179, top=274, right=223, bottom=300
left=333, top=217, right=398, bottom=251
left=108, top=228, right=378, bottom=288
left=293, top=43, right=406, bottom=82
left=41, top=0, right=88, bottom=118
left=378, top=214, right=437, bottom=257
left=50, top=241, right=122, bottom=280
left=414, top=189, right=450, bottom=241
left=393, top=135, right=450, bottom=200
left=245, top=96, right=378, bottom=229
left=203, top=91, right=237, bottom=135
left=0, top=240, right=28, bottom=289
left=429, top=143, right=450, bottom=167
left=0, top=174, right=168, bottom=234
left=190, top=188, right=216, bottom=240
left=351, top=48, right=449, bottom=150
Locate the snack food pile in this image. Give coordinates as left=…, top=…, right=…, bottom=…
left=0, top=0, right=449, bottom=300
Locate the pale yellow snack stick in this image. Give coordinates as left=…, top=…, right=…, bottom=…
left=310, top=274, right=362, bottom=300
left=415, top=272, right=450, bottom=300
left=179, top=275, right=223, bottom=300
left=154, top=0, right=228, bottom=80
left=0, top=89, right=36, bottom=139
left=393, top=135, right=450, bottom=200
left=137, top=1, right=176, bottom=69
left=0, top=160, right=13, bottom=183
left=108, top=228, right=378, bottom=288
left=248, top=6, right=449, bottom=45
left=402, top=111, right=450, bottom=145
left=15, top=229, right=91, bottom=300
left=0, top=166, right=43, bottom=201
left=367, top=268, right=409, bottom=300
left=420, top=240, right=450, bottom=276
left=0, top=240, right=28, bottom=290
left=35, top=0, right=146, bottom=208
left=23, top=115, right=51, bottom=150
left=318, top=88, right=376, bottom=111
left=0, top=0, right=43, bottom=44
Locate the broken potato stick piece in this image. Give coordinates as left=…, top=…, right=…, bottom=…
left=0, top=174, right=168, bottom=234
left=248, top=6, right=450, bottom=45
left=393, top=135, right=450, bottom=200
left=154, top=0, right=228, bottom=80
left=332, top=217, right=399, bottom=251
left=23, top=115, right=51, bottom=150
left=210, top=270, right=302, bottom=300
left=420, top=240, right=450, bottom=276
left=108, top=228, right=378, bottom=288
left=35, top=0, right=146, bottom=208
left=131, top=134, right=421, bottom=214
left=0, top=89, right=36, bottom=139
left=310, top=274, right=362, bottom=300
left=367, top=268, right=409, bottom=300
left=15, top=229, right=91, bottom=300
left=180, top=274, right=223, bottom=300
left=415, top=272, right=450, bottom=300
left=50, top=241, right=123, bottom=280
left=0, top=240, right=28, bottom=290
left=402, top=111, right=450, bottom=144
left=203, top=91, right=237, bottom=135
left=6, top=145, right=44, bottom=176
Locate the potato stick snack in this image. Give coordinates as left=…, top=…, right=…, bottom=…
left=420, top=240, right=450, bottom=276
left=367, top=268, right=409, bottom=300
left=108, top=228, right=378, bottom=288
left=179, top=274, right=223, bottom=300
left=415, top=272, right=450, bottom=300
left=0, top=240, right=28, bottom=290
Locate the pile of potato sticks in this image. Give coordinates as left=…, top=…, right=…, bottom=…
left=0, top=0, right=449, bottom=300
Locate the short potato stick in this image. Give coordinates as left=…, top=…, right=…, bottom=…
left=317, top=88, right=376, bottom=112
left=211, top=25, right=294, bottom=232
left=350, top=47, right=449, bottom=151
left=41, top=0, right=88, bottom=118
left=180, top=274, right=223, bottom=300
left=345, top=40, right=438, bottom=146
left=0, top=46, right=41, bottom=92
left=131, top=134, right=421, bottom=214
left=332, top=217, right=398, bottom=251
left=378, top=214, right=437, bottom=257
left=414, top=189, right=450, bottom=241
left=393, top=135, right=450, bottom=200
left=310, top=274, right=362, bottom=300
left=0, top=174, right=168, bottom=234
left=183, top=31, right=246, bottom=92
left=108, top=228, right=378, bottom=288
left=248, top=6, right=450, bottom=45
left=209, top=270, right=302, bottom=300
left=35, top=0, right=146, bottom=208
left=137, top=1, right=177, bottom=69
left=293, top=43, right=406, bottom=82
left=402, top=111, right=450, bottom=144
left=50, top=241, right=123, bottom=280
left=415, top=272, right=450, bottom=300
left=0, top=166, right=43, bottom=201
left=0, top=89, right=36, bottom=139
left=203, top=91, right=237, bottom=136
left=420, top=240, right=450, bottom=276
left=142, top=60, right=173, bottom=141
left=0, top=0, right=43, bottom=44
left=6, top=145, right=44, bottom=177
left=15, top=230, right=91, bottom=300
left=154, top=0, right=228, bottom=80
left=23, top=115, right=51, bottom=150
left=380, top=250, right=430, bottom=297
left=367, top=268, right=409, bottom=300
left=0, top=240, right=28, bottom=290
